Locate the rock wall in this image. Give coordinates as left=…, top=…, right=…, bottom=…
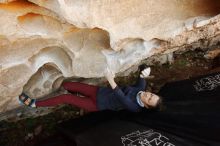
left=1, top=0, right=220, bottom=115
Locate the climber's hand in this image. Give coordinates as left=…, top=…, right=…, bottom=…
left=104, top=68, right=115, bottom=81
left=140, top=67, right=151, bottom=78
left=104, top=68, right=117, bottom=89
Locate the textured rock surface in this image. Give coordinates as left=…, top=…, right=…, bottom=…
left=0, top=0, right=220, bottom=115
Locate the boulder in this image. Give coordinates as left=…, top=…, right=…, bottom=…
left=0, top=0, right=220, bottom=117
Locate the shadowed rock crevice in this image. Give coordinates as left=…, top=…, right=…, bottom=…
left=28, top=46, right=73, bottom=77
left=23, top=64, right=64, bottom=99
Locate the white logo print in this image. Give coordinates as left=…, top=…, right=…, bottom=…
left=121, top=130, right=175, bottom=146
left=193, top=74, right=220, bottom=92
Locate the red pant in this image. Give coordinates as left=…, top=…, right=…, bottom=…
left=35, top=82, right=99, bottom=112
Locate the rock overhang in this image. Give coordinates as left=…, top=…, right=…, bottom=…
left=0, top=0, right=220, bottom=116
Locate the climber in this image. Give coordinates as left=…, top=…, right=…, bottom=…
left=18, top=64, right=162, bottom=112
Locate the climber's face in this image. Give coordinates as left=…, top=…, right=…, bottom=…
left=140, top=91, right=160, bottom=108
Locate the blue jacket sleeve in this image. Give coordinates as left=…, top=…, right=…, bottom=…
left=113, top=86, right=141, bottom=112
left=133, top=77, right=146, bottom=91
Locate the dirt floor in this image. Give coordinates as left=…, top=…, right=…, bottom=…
left=0, top=50, right=219, bottom=146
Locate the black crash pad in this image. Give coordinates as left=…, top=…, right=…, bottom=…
left=57, top=72, right=220, bottom=146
